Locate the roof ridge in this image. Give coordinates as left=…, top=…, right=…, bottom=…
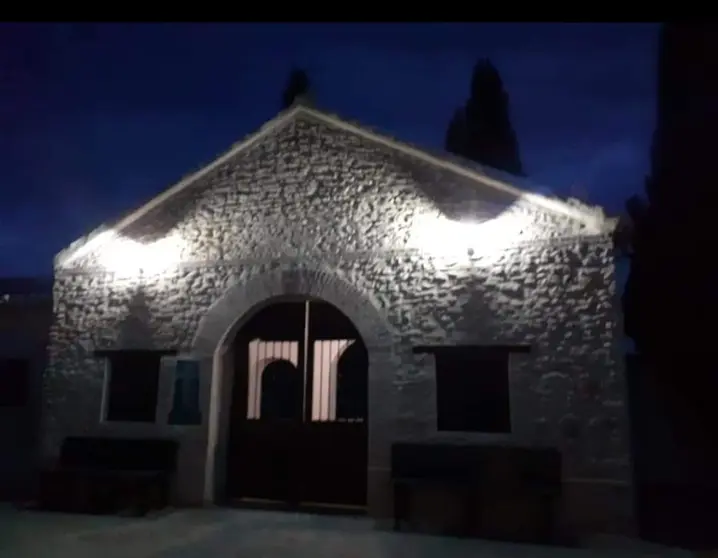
left=56, top=104, right=614, bottom=269
left=56, top=105, right=302, bottom=267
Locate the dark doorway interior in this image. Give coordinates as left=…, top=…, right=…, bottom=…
left=226, top=299, right=368, bottom=510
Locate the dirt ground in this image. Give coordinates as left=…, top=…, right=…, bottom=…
left=0, top=506, right=693, bottom=558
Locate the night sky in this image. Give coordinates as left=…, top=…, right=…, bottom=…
left=1, top=23, right=658, bottom=277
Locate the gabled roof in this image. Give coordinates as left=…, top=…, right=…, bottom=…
left=56, top=104, right=615, bottom=268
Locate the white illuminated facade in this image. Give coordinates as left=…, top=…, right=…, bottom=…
left=61, top=208, right=536, bottom=282
left=47, top=104, right=627, bottom=534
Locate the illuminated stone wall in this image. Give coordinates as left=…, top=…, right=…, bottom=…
left=45, top=109, right=631, bottom=534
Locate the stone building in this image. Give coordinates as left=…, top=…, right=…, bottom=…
left=45, top=104, right=631, bottom=536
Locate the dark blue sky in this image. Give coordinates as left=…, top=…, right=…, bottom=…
left=1, top=23, right=658, bottom=277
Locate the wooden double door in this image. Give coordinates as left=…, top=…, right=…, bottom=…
left=226, top=300, right=368, bottom=509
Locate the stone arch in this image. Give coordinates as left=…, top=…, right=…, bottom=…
left=192, top=266, right=394, bottom=357
left=191, top=265, right=396, bottom=505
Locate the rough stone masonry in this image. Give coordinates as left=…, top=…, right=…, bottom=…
left=44, top=106, right=632, bottom=534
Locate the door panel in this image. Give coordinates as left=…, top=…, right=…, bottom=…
left=301, top=422, right=367, bottom=506
left=227, top=301, right=306, bottom=502
left=227, top=300, right=367, bottom=508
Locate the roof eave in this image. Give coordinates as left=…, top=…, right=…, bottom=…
left=55, top=105, right=304, bottom=268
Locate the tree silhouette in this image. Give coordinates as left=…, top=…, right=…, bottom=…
left=281, top=68, right=311, bottom=110
left=623, top=24, right=718, bottom=361
left=445, top=108, right=468, bottom=156
left=619, top=194, right=651, bottom=350
left=445, top=59, right=524, bottom=176
left=622, top=24, right=718, bottom=523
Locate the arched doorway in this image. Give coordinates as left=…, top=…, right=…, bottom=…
left=226, top=298, right=368, bottom=509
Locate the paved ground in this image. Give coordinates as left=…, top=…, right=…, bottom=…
left=0, top=506, right=693, bottom=558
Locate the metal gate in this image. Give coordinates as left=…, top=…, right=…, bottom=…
left=227, top=300, right=368, bottom=509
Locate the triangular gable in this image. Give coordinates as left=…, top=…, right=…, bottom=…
left=56, top=104, right=615, bottom=268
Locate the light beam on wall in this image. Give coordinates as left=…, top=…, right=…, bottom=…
left=409, top=210, right=528, bottom=263
left=96, top=231, right=185, bottom=277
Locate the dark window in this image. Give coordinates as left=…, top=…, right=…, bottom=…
left=0, top=358, right=30, bottom=407
left=104, top=350, right=163, bottom=423
left=435, top=352, right=511, bottom=433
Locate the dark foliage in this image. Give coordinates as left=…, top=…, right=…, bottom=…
left=444, top=59, right=524, bottom=176
left=623, top=24, right=718, bottom=354
left=622, top=22, right=718, bottom=466
left=444, top=108, right=467, bottom=157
